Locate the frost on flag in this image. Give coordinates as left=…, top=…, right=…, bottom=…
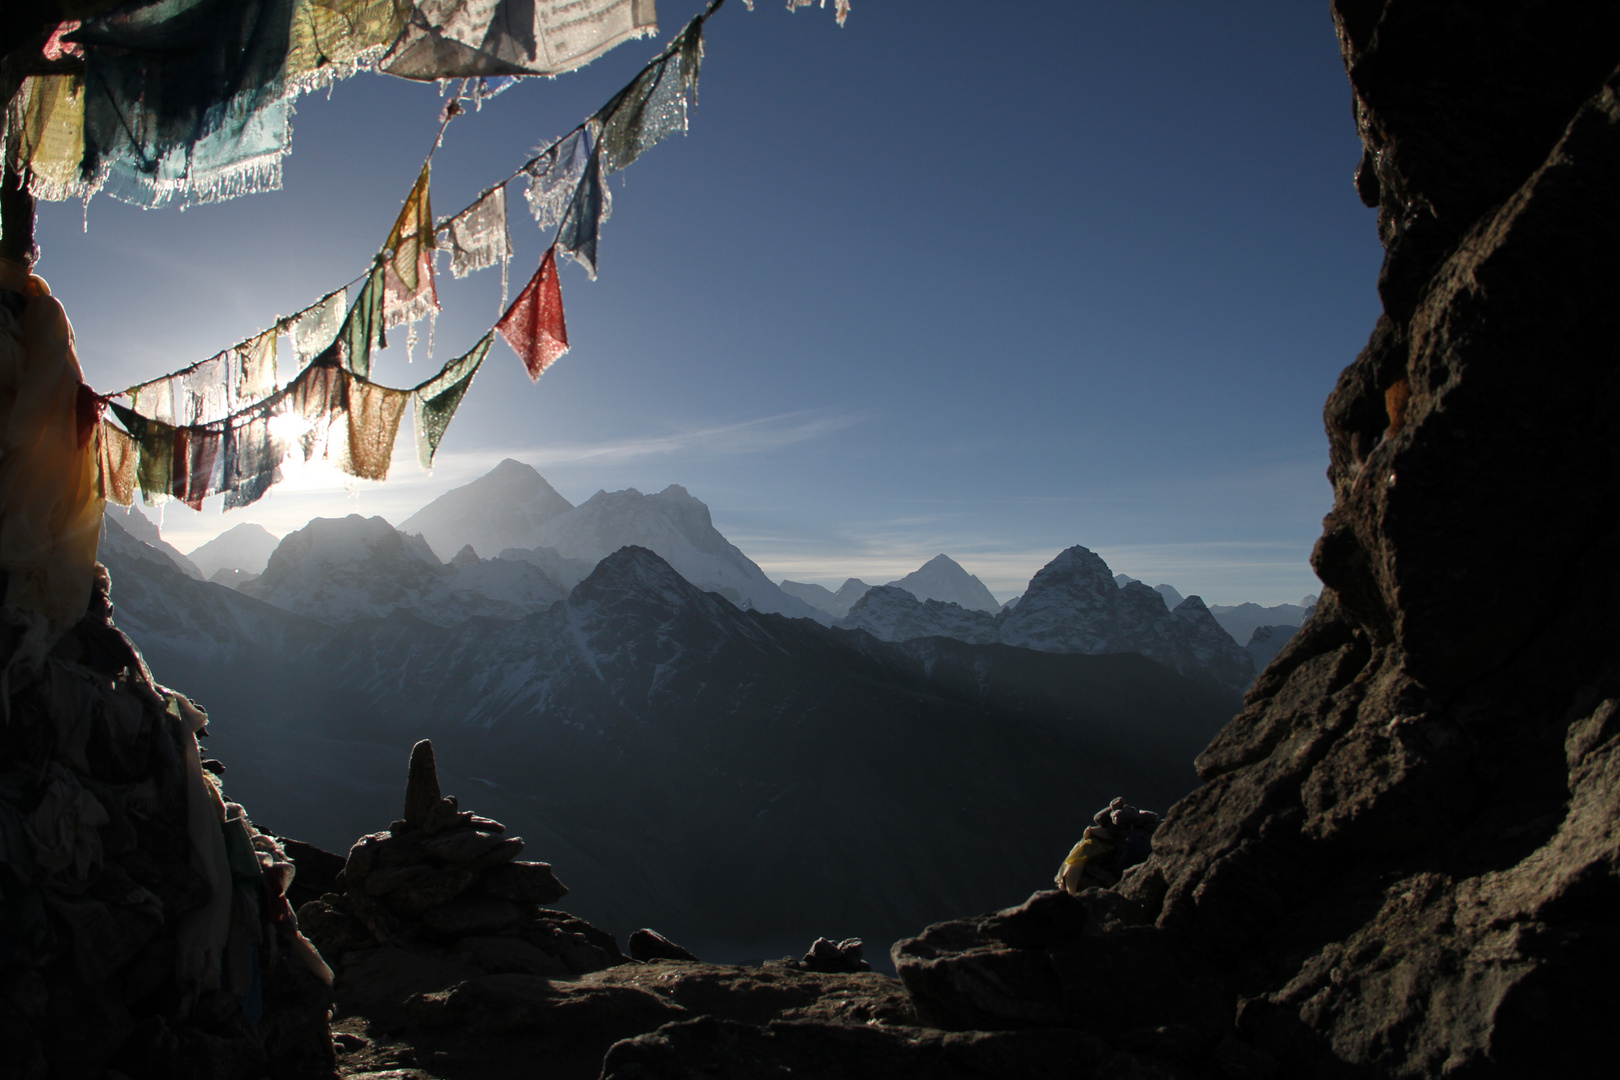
left=382, top=0, right=660, bottom=80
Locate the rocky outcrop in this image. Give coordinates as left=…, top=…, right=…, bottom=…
left=883, top=5, right=1620, bottom=1078
left=0, top=575, right=335, bottom=1079
left=839, top=585, right=999, bottom=645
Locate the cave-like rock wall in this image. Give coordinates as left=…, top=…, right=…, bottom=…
left=896, top=4, right=1620, bottom=1076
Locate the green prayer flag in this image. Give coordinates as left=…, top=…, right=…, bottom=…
left=412, top=331, right=492, bottom=468
left=341, top=263, right=387, bottom=378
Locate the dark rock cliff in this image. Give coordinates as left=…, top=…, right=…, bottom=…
left=893, top=4, right=1620, bottom=1077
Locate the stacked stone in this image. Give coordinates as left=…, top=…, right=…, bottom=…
left=297, top=741, right=627, bottom=981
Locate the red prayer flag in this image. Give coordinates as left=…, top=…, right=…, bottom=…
left=496, top=246, right=569, bottom=381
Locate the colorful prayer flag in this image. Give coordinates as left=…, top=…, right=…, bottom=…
left=497, top=247, right=569, bottom=381
left=554, top=148, right=609, bottom=279
left=412, top=332, right=492, bottom=468
left=290, top=288, right=346, bottom=366
left=523, top=125, right=595, bottom=231
left=340, top=378, right=410, bottom=481
left=339, top=264, right=387, bottom=378
left=97, top=421, right=138, bottom=507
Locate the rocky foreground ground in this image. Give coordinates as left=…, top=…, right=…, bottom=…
left=290, top=741, right=1162, bottom=1080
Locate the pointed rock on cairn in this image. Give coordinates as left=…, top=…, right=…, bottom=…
left=296, top=740, right=632, bottom=1014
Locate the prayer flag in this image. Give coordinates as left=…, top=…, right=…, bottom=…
left=232, top=329, right=279, bottom=410
left=339, top=265, right=387, bottom=378
left=386, top=162, right=435, bottom=294
left=381, top=0, right=659, bottom=80
left=523, top=125, right=595, bottom=231
left=443, top=185, right=512, bottom=279
left=497, top=247, right=569, bottom=381
left=339, top=378, right=410, bottom=481
left=291, top=288, right=346, bottom=366
left=286, top=0, right=412, bottom=91
left=596, top=16, right=702, bottom=174
left=412, top=332, right=492, bottom=468
left=97, top=422, right=138, bottom=507
left=554, top=148, right=609, bottom=279
left=7, top=75, right=88, bottom=202
left=75, top=0, right=297, bottom=208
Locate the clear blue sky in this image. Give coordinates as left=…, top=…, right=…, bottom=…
left=39, top=1, right=1381, bottom=605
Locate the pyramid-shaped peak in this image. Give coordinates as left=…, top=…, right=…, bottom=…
left=399, top=460, right=574, bottom=561
left=887, top=553, right=1000, bottom=614
left=451, top=544, right=480, bottom=567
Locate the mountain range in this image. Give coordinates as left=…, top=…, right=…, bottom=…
left=120, top=460, right=1312, bottom=695
left=96, top=511, right=1240, bottom=963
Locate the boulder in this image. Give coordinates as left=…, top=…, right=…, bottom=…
left=628, top=928, right=700, bottom=963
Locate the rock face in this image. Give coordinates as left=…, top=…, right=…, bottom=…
left=842, top=546, right=1256, bottom=692
left=887, top=6, right=1620, bottom=1078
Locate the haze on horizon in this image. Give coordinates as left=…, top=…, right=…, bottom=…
left=39, top=1, right=1381, bottom=608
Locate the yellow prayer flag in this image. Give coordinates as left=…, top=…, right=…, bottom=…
left=7, top=75, right=88, bottom=202
left=286, top=0, right=413, bottom=90
left=385, top=161, right=434, bottom=293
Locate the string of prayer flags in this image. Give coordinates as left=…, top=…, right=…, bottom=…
left=291, top=288, right=347, bottom=365
left=596, top=14, right=703, bottom=174
left=381, top=0, right=660, bottom=80
left=441, top=186, right=513, bottom=310
left=413, top=332, right=492, bottom=468
left=497, top=247, right=569, bottom=380
left=90, top=1, right=746, bottom=513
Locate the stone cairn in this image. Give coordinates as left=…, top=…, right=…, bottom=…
left=297, top=740, right=629, bottom=984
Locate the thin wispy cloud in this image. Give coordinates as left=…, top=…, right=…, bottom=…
left=517, top=409, right=868, bottom=466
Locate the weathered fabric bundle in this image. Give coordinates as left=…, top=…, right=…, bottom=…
left=0, top=259, right=105, bottom=636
